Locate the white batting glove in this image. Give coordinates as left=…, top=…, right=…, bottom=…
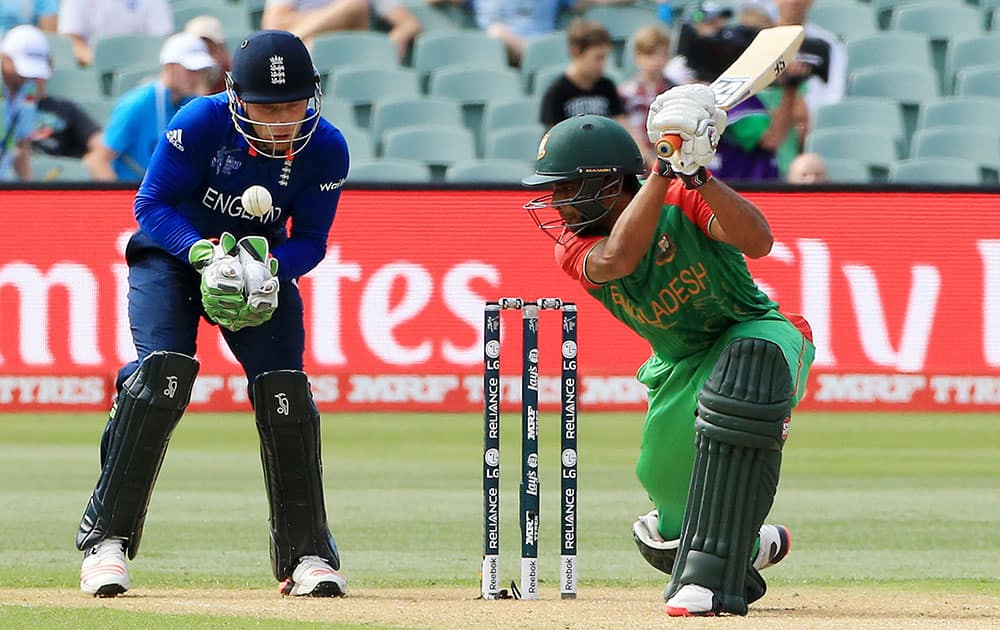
left=646, top=84, right=727, bottom=175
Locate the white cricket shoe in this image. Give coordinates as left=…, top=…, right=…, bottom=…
left=279, top=555, right=348, bottom=597
left=80, top=537, right=130, bottom=597
left=753, top=524, right=791, bottom=571
left=665, top=584, right=719, bottom=617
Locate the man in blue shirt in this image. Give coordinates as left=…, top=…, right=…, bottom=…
left=76, top=30, right=350, bottom=599
left=85, top=31, right=216, bottom=182
left=1, top=24, right=48, bottom=180
left=0, top=0, right=58, bottom=33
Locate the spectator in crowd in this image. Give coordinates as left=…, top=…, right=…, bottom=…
left=774, top=0, right=846, bottom=115
left=618, top=24, right=674, bottom=165
left=185, top=15, right=231, bottom=93
left=57, top=0, right=173, bottom=67
left=540, top=18, right=624, bottom=130
left=431, top=0, right=633, bottom=66
left=0, top=0, right=58, bottom=33
left=85, top=32, right=215, bottom=182
left=262, top=0, right=422, bottom=62
left=786, top=151, right=828, bottom=184
left=1, top=25, right=48, bottom=181
left=664, top=2, right=732, bottom=85
left=705, top=4, right=810, bottom=182
left=26, top=42, right=102, bottom=159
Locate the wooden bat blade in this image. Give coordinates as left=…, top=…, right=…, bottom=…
left=709, top=24, right=806, bottom=110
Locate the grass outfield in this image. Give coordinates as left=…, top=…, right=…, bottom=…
left=0, top=411, right=998, bottom=627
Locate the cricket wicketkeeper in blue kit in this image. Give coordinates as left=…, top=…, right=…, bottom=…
left=75, top=30, right=351, bottom=598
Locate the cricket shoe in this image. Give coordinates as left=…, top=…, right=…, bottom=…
left=753, top=524, right=791, bottom=571
left=633, top=510, right=792, bottom=574
left=279, top=556, right=348, bottom=597
left=80, top=537, right=130, bottom=597
left=665, top=584, right=721, bottom=617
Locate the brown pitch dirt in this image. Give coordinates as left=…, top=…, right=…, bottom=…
left=2, top=586, right=999, bottom=629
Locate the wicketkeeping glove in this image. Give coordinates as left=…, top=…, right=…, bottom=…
left=188, top=231, right=247, bottom=331
left=233, top=235, right=280, bottom=330
left=646, top=84, right=727, bottom=187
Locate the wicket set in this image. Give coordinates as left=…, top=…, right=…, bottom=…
left=482, top=297, right=578, bottom=600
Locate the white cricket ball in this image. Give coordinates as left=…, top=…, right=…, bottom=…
left=241, top=185, right=272, bottom=218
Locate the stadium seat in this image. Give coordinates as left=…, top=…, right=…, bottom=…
left=323, top=98, right=359, bottom=129
left=910, top=127, right=1000, bottom=183
left=429, top=66, right=523, bottom=141
left=370, top=97, right=463, bottom=152
left=76, top=99, right=116, bottom=127
left=412, top=31, right=507, bottom=90
left=172, top=4, right=251, bottom=35
left=429, top=66, right=523, bottom=105
left=329, top=66, right=420, bottom=128
left=311, top=32, right=398, bottom=80
left=804, top=127, right=898, bottom=182
left=398, top=1, right=463, bottom=32
left=243, top=0, right=266, bottom=29
left=349, top=158, right=432, bottom=183
left=484, top=124, right=545, bottom=162
left=888, top=157, right=981, bottom=184
left=532, top=63, right=567, bottom=97
left=813, top=97, right=906, bottom=154
left=93, top=34, right=165, bottom=96
left=382, top=125, right=477, bottom=181
left=917, top=97, right=1000, bottom=135
left=109, top=64, right=159, bottom=98
left=890, top=4, right=982, bottom=41
left=338, top=125, right=374, bottom=161
left=846, top=33, right=933, bottom=75
left=872, top=0, right=964, bottom=30
left=583, top=5, right=658, bottom=65
left=46, top=68, right=103, bottom=101
left=482, top=97, right=541, bottom=136
left=809, top=3, right=878, bottom=41
left=954, top=65, right=1000, bottom=99
left=521, top=32, right=569, bottom=92
left=890, top=4, right=983, bottom=86
left=30, top=155, right=91, bottom=182
left=945, top=35, right=1000, bottom=93
left=45, top=34, right=77, bottom=70
left=848, top=66, right=939, bottom=138
left=822, top=157, right=872, bottom=184
left=446, top=158, right=533, bottom=184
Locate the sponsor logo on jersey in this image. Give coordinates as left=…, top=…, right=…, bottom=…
left=655, top=233, right=676, bottom=265
left=320, top=177, right=346, bottom=192
left=211, top=147, right=243, bottom=175
left=165, top=129, right=184, bottom=152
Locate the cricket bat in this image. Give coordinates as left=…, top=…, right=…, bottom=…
left=655, top=24, right=806, bottom=158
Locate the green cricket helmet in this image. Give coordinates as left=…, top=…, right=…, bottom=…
left=523, top=115, right=646, bottom=241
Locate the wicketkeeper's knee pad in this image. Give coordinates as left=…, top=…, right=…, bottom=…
left=665, top=338, right=792, bottom=615
left=76, top=351, right=199, bottom=557
left=254, top=370, right=340, bottom=581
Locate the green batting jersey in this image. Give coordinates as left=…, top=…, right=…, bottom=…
left=555, top=181, right=778, bottom=363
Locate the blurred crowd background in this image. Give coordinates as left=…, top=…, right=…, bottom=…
left=0, top=0, right=997, bottom=185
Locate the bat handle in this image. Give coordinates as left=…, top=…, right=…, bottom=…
left=655, top=133, right=682, bottom=159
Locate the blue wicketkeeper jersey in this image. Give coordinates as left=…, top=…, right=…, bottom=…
left=134, top=92, right=349, bottom=280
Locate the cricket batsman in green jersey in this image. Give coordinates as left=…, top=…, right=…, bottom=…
left=522, top=84, right=815, bottom=617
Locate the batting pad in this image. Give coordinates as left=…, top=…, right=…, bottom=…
left=254, top=370, right=341, bottom=581
left=76, top=351, right=199, bottom=557
left=665, top=338, right=792, bottom=615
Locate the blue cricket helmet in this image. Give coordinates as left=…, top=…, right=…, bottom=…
left=225, top=30, right=323, bottom=157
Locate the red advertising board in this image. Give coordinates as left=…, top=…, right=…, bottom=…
left=0, top=189, right=997, bottom=411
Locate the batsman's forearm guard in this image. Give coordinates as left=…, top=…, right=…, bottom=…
left=76, top=351, right=199, bottom=557
left=665, top=338, right=792, bottom=615
left=254, top=370, right=340, bottom=581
